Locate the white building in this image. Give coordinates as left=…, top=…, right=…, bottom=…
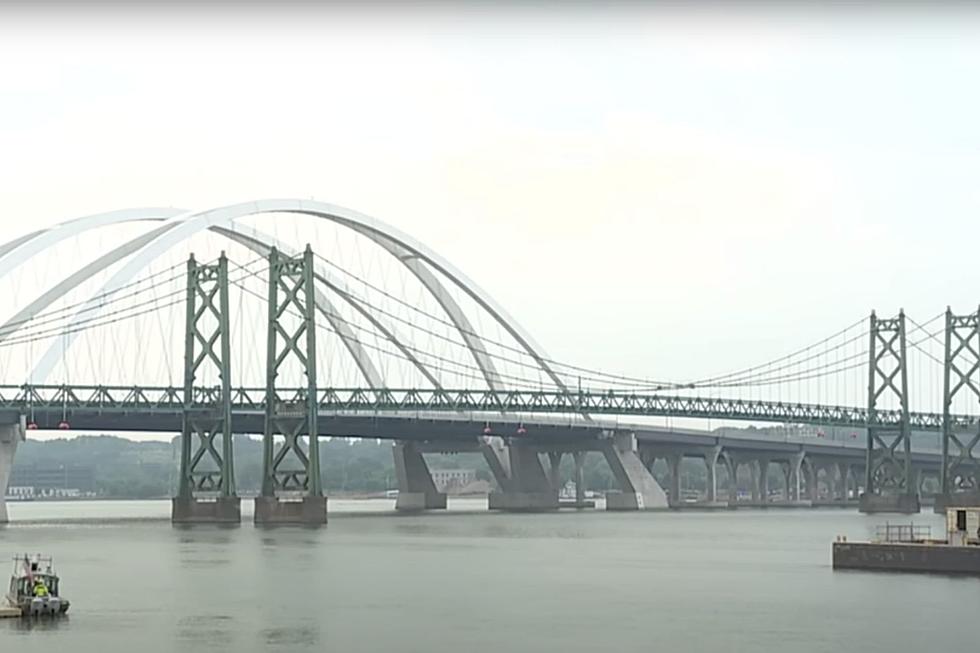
left=430, top=469, right=477, bottom=492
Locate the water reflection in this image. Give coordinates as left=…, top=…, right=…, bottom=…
left=1, top=616, right=72, bottom=633
left=260, top=625, right=320, bottom=647
left=176, top=614, right=234, bottom=646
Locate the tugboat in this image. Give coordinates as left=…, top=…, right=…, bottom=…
left=3, top=554, right=70, bottom=617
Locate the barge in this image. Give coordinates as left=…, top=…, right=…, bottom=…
left=833, top=506, right=980, bottom=575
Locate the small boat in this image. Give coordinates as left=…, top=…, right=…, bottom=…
left=4, top=554, right=70, bottom=617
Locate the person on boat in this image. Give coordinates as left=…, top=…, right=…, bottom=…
left=33, top=579, right=49, bottom=597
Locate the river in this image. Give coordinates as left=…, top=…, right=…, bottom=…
left=0, top=500, right=975, bottom=651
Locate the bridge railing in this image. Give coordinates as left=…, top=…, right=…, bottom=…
left=3, top=384, right=977, bottom=431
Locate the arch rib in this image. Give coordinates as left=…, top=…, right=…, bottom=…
left=0, top=207, right=185, bottom=282
left=3, top=214, right=403, bottom=391
left=29, top=200, right=571, bottom=399
left=210, top=224, right=443, bottom=391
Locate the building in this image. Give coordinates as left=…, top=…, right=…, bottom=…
left=9, top=464, right=95, bottom=494
left=5, top=486, right=34, bottom=499
left=430, top=469, right=477, bottom=492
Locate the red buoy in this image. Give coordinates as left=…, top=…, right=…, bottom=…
left=57, top=420, right=70, bottom=430
left=482, top=424, right=492, bottom=435
left=516, top=425, right=527, bottom=435
left=26, top=422, right=38, bottom=430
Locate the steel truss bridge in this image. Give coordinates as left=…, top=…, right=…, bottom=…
left=0, top=198, right=978, bottom=523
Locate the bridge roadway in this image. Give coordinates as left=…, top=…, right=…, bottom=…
left=0, top=384, right=948, bottom=518
left=5, top=384, right=975, bottom=430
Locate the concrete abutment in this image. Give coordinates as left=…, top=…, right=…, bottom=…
left=0, top=419, right=25, bottom=524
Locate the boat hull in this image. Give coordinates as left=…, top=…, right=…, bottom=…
left=4, top=595, right=70, bottom=617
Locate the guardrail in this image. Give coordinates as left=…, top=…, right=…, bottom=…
left=875, top=523, right=932, bottom=543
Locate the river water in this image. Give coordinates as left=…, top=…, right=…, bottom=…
left=0, top=500, right=975, bottom=652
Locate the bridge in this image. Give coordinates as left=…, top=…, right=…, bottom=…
left=0, top=198, right=977, bottom=523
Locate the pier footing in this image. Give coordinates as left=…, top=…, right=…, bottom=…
left=488, top=491, right=559, bottom=512
left=859, top=493, right=920, bottom=514
left=395, top=491, right=448, bottom=511
left=171, top=496, right=241, bottom=524
left=254, top=496, right=327, bottom=525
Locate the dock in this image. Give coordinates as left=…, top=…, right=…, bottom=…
left=833, top=540, right=980, bottom=575
left=0, top=604, right=20, bottom=618
left=833, top=507, right=980, bottom=575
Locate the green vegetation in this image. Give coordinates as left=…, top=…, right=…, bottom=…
left=17, top=426, right=911, bottom=499
left=12, top=435, right=640, bottom=498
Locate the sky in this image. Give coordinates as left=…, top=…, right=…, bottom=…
left=3, top=4, right=980, bottom=439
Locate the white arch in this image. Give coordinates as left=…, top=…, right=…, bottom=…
left=210, top=224, right=443, bottom=390
left=31, top=199, right=569, bottom=393
left=0, top=207, right=185, bottom=281
left=0, top=208, right=446, bottom=390
left=0, top=222, right=180, bottom=342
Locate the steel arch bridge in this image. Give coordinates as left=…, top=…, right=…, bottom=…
left=0, top=198, right=977, bottom=523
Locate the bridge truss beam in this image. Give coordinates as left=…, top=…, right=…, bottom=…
left=1, top=384, right=973, bottom=431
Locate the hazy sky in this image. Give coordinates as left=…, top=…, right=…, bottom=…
left=3, top=3, right=980, bottom=392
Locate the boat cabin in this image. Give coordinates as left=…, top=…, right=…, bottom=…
left=7, top=556, right=61, bottom=601
left=946, top=507, right=980, bottom=546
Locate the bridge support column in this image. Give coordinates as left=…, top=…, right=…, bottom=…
left=860, top=310, right=919, bottom=514
left=705, top=446, right=722, bottom=504
left=757, top=457, right=770, bottom=506
left=602, top=432, right=668, bottom=510
left=480, top=436, right=512, bottom=491
left=0, top=418, right=25, bottom=524
left=936, top=308, right=980, bottom=513
left=393, top=442, right=446, bottom=511
left=789, top=452, right=808, bottom=505
left=835, top=463, right=849, bottom=502
left=488, top=443, right=558, bottom=512
left=254, top=246, right=327, bottom=526
left=780, top=462, right=793, bottom=501
left=547, top=452, right=563, bottom=491
left=172, top=253, right=240, bottom=524
left=723, top=453, right=739, bottom=506
left=804, top=461, right=819, bottom=503
left=666, top=453, right=682, bottom=507
left=574, top=451, right=586, bottom=505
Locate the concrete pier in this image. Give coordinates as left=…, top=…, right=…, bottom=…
left=602, top=432, right=668, bottom=510
left=704, top=446, right=721, bottom=504
left=859, top=492, right=921, bottom=514
left=171, top=496, right=242, bottom=524
left=480, top=436, right=513, bottom=490
left=254, top=496, right=327, bottom=525
left=0, top=419, right=25, bottom=524
left=487, top=442, right=559, bottom=511
left=392, top=442, right=446, bottom=511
